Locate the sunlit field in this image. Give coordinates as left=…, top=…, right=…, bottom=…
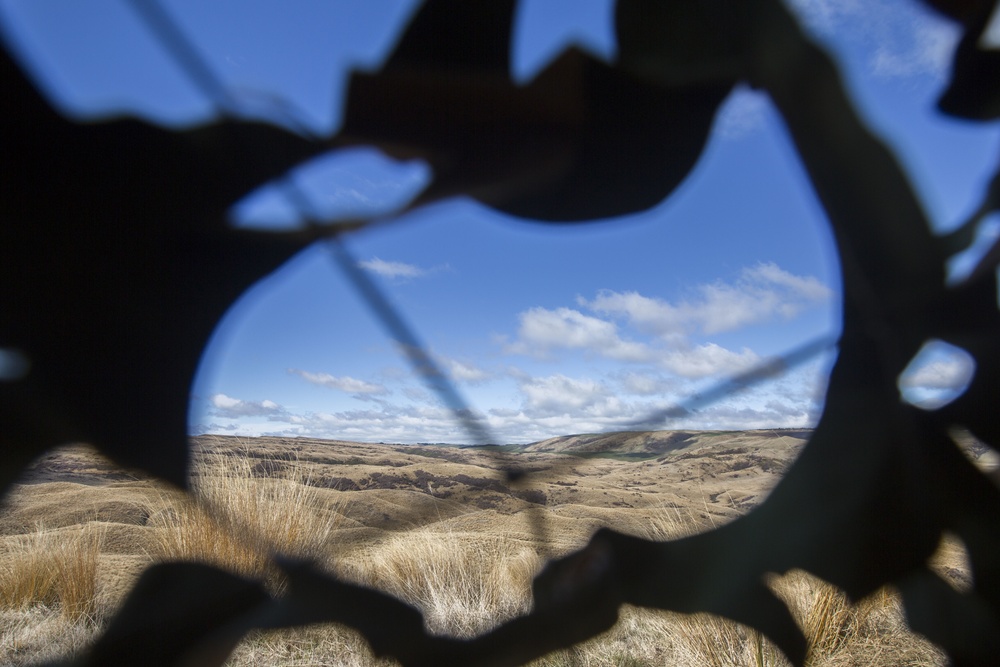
left=1, top=433, right=969, bottom=665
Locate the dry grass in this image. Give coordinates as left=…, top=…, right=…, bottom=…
left=148, top=450, right=343, bottom=589
left=339, top=528, right=541, bottom=637
left=0, top=524, right=103, bottom=622
left=0, top=524, right=106, bottom=665
left=0, top=440, right=959, bottom=666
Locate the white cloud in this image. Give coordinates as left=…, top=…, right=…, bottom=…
left=659, top=343, right=761, bottom=379
left=585, top=262, right=831, bottom=337
left=508, top=306, right=652, bottom=361
left=197, top=364, right=825, bottom=444
left=358, top=257, right=426, bottom=279
left=201, top=261, right=834, bottom=445
left=518, top=374, right=619, bottom=416
left=209, top=393, right=286, bottom=418
left=617, top=371, right=674, bottom=396
left=501, top=263, right=830, bottom=381
left=744, top=262, right=832, bottom=301
left=440, top=356, right=491, bottom=384
left=289, top=368, right=387, bottom=395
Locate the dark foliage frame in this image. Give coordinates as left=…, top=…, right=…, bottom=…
left=3, top=0, right=1000, bottom=665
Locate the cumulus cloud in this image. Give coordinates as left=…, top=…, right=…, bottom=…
left=255, top=403, right=486, bottom=444
left=209, top=393, right=286, bottom=419
left=289, top=369, right=387, bottom=395
left=501, top=263, right=829, bottom=380
left=616, top=371, right=675, bottom=396
left=585, top=262, right=831, bottom=337
left=440, top=356, right=491, bottom=384
left=198, top=366, right=824, bottom=444
left=357, top=257, right=426, bottom=279
left=659, top=343, right=761, bottom=378
left=581, top=263, right=831, bottom=338
left=507, top=306, right=652, bottom=361
left=518, top=374, right=619, bottom=415
left=200, top=261, right=834, bottom=445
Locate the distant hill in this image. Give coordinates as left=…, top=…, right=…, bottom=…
left=521, top=429, right=814, bottom=459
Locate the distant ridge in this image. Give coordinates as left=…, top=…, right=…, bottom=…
left=521, top=429, right=814, bottom=458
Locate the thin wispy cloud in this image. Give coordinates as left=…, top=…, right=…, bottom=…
left=358, top=257, right=427, bottom=279
left=584, top=262, right=831, bottom=337
left=288, top=368, right=387, bottom=395
left=195, top=360, right=826, bottom=443
left=209, top=393, right=286, bottom=419
left=439, top=355, right=492, bottom=384
left=615, top=371, right=676, bottom=397
left=194, top=260, right=834, bottom=442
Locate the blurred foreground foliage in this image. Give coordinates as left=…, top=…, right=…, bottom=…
left=3, top=0, right=1000, bottom=665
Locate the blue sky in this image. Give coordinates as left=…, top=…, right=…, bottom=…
left=3, top=0, right=997, bottom=443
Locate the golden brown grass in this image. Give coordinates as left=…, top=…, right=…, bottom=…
left=0, top=524, right=103, bottom=622
left=339, top=528, right=541, bottom=637
left=148, top=451, right=343, bottom=589
left=0, top=440, right=958, bottom=666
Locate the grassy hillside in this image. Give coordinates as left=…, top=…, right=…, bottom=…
left=0, top=432, right=958, bottom=665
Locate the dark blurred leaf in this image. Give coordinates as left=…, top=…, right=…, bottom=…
left=0, top=45, right=326, bottom=491
left=261, top=559, right=623, bottom=666
left=260, top=560, right=446, bottom=663
left=937, top=0, right=1000, bottom=119
left=899, top=567, right=1000, bottom=666
left=69, top=562, right=268, bottom=667
left=918, top=0, right=995, bottom=21
left=938, top=276, right=1000, bottom=446
left=8, top=1, right=1000, bottom=665
left=335, top=0, right=734, bottom=222
left=534, top=528, right=807, bottom=665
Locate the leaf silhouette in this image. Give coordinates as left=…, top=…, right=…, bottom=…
left=7, top=1, right=1000, bottom=665
left=52, top=562, right=269, bottom=667
left=0, top=45, right=327, bottom=490
left=335, top=0, right=734, bottom=221
left=934, top=0, right=1000, bottom=120
left=899, top=567, right=1000, bottom=667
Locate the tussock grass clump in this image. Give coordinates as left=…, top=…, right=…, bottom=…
left=340, top=528, right=541, bottom=637
left=148, top=453, right=342, bottom=588
left=0, top=525, right=103, bottom=622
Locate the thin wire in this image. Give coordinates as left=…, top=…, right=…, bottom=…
left=129, top=0, right=838, bottom=451
left=326, top=238, right=498, bottom=445
left=127, top=0, right=500, bottom=442
left=127, top=0, right=835, bottom=556
left=128, top=0, right=238, bottom=112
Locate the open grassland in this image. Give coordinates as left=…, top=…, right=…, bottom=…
left=0, top=431, right=978, bottom=665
